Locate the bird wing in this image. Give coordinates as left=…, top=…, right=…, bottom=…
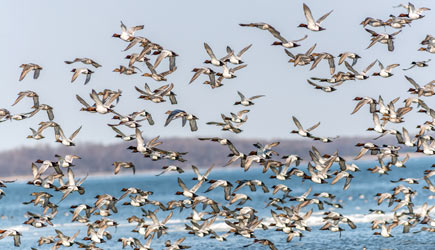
left=33, top=68, right=41, bottom=80
left=237, top=44, right=252, bottom=57
left=310, top=54, right=326, bottom=71
left=387, top=38, right=395, bottom=52
left=76, top=95, right=91, bottom=108
left=305, top=43, right=317, bottom=56
left=344, top=61, right=358, bottom=75
left=292, top=116, right=304, bottom=131
left=153, top=51, right=168, bottom=69
left=84, top=71, right=92, bottom=85
left=69, top=126, right=82, bottom=140
left=145, top=61, right=157, bottom=74
left=177, top=178, right=188, bottom=192
left=366, top=35, right=383, bottom=49
left=189, top=68, right=205, bottom=84
left=307, top=121, right=320, bottom=132
left=71, top=69, right=80, bottom=83
left=204, top=42, right=217, bottom=60
left=363, top=60, right=378, bottom=74
left=303, top=4, right=316, bottom=26
left=19, top=65, right=32, bottom=81
left=386, top=64, right=400, bottom=71
left=189, top=119, right=198, bottom=132
left=231, top=64, right=247, bottom=72
left=293, top=34, right=309, bottom=43
left=317, top=9, right=333, bottom=24
left=249, top=95, right=265, bottom=100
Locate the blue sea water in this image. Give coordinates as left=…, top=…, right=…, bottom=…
left=0, top=157, right=434, bottom=249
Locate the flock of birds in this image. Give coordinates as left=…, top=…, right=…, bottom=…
left=0, top=2, right=434, bottom=250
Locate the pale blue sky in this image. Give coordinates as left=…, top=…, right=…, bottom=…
left=0, top=0, right=434, bottom=150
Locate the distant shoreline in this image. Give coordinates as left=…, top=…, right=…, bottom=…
left=4, top=153, right=432, bottom=182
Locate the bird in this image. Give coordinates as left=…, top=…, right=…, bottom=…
left=56, top=125, right=82, bottom=146
left=307, top=79, right=337, bottom=92
left=191, top=165, right=214, bottom=181
left=372, top=61, right=400, bottom=78
left=0, top=229, right=21, bottom=247
left=142, top=61, right=177, bottom=81
left=403, top=59, right=431, bottom=70
left=351, top=96, right=377, bottom=114
left=310, top=52, right=335, bottom=74
left=216, top=63, right=247, bottom=79
left=239, top=22, right=279, bottom=34
left=89, top=89, right=121, bottom=114
left=113, top=162, right=135, bottom=175
left=112, top=21, right=144, bottom=41
left=365, top=29, right=401, bottom=52
left=189, top=67, right=216, bottom=85
left=338, top=52, right=361, bottom=66
left=298, top=3, right=333, bottom=31
left=396, top=2, right=431, bottom=20
left=65, top=58, right=101, bottom=68
left=28, top=104, right=54, bottom=121
left=285, top=43, right=317, bottom=66
left=113, top=65, right=140, bottom=75
left=156, top=165, right=184, bottom=176
left=345, top=60, right=377, bottom=80
left=164, top=109, right=198, bottom=132
left=55, top=154, right=81, bottom=168
left=12, top=90, right=39, bottom=108
left=111, top=126, right=135, bottom=141
left=71, top=68, right=94, bottom=84
left=19, top=63, right=42, bottom=81
left=271, top=34, right=308, bottom=49
left=153, top=49, right=178, bottom=71
left=205, top=179, right=233, bottom=200
left=244, top=239, right=277, bottom=250
left=290, top=116, right=320, bottom=138
left=176, top=178, right=204, bottom=199
left=360, top=17, right=386, bottom=27
left=203, top=42, right=225, bottom=66
left=405, top=75, right=435, bottom=97
left=234, top=91, right=265, bottom=106
left=223, top=44, right=252, bottom=64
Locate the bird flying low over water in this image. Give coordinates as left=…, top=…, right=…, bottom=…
left=4, top=3, right=435, bottom=249
left=0, top=229, right=21, bottom=247
left=113, top=162, right=135, bottom=175
left=290, top=116, right=320, bottom=139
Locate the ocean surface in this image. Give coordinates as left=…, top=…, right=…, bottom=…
left=0, top=157, right=434, bottom=249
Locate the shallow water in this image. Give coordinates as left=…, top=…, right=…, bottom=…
left=0, top=157, right=434, bottom=249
